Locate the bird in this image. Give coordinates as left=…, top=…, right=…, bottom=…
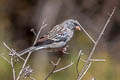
left=18, top=19, right=81, bottom=56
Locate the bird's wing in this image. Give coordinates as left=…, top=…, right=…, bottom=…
left=47, top=24, right=68, bottom=41
left=34, top=24, right=68, bottom=46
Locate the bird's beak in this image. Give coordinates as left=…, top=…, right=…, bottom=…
left=75, top=26, right=81, bottom=31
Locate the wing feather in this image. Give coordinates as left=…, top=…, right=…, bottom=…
left=35, top=24, right=68, bottom=47
left=47, top=24, right=67, bottom=41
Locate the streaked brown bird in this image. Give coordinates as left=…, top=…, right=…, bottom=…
left=18, top=19, right=81, bottom=56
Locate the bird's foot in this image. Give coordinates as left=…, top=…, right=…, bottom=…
left=60, top=45, right=70, bottom=55
left=62, top=47, right=69, bottom=54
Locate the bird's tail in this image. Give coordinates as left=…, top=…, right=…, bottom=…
left=18, top=46, right=45, bottom=56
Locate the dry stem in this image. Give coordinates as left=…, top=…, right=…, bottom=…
left=45, top=58, right=61, bottom=80
left=77, top=8, right=116, bottom=80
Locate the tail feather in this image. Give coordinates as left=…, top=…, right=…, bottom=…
left=18, top=46, right=45, bottom=56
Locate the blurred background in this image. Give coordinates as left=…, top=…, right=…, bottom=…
left=0, top=0, right=120, bottom=80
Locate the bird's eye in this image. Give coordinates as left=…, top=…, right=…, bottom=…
left=73, top=23, right=79, bottom=26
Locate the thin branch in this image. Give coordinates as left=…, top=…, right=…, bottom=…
left=45, top=58, right=74, bottom=80
left=50, top=58, right=61, bottom=66
left=0, top=54, right=11, bottom=64
left=79, top=25, right=95, bottom=44
left=33, top=23, right=47, bottom=45
left=80, top=58, right=86, bottom=62
left=53, top=61, right=74, bottom=73
left=30, top=29, right=37, bottom=36
left=16, top=21, right=47, bottom=80
left=3, top=42, right=12, bottom=51
left=0, top=54, right=16, bottom=80
left=90, top=59, right=106, bottom=62
left=11, top=58, right=16, bottom=80
left=77, top=8, right=116, bottom=80
left=10, top=49, right=25, bottom=61
left=3, top=42, right=25, bottom=61
left=78, top=62, right=92, bottom=80
left=15, top=54, right=25, bottom=61
left=76, top=50, right=83, bottom=75
left=45, top=58, right=61, bottom=80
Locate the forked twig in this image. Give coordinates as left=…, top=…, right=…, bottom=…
left=2, top=42, right=22, bottom=80
left=45, top=58, right=61, bottom=80
left=31, top=29, right=37, bottom=36
left=45, top=58, right=74, bottom=80
left=3, top=42, right=25, bottom=61
left=77, top=8, right=116, bottom=80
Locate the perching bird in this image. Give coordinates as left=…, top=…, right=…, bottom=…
left=18, top=19, right=81, bottom=56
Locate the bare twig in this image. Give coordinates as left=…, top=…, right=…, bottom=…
left=33, top=23, right=47, bottom=45
left=76, top=50, right=83, bottom=75
left=2, top=43, right=18, bottom=80
left=0, top=54, right=16, bottom=80
left=53, top=61, right=74, bottom=73
left=16, top=21, right=47, bottom=80
left=11, top=58, right=16, bottom=80
left=78, top=62, right=92, bottom=80
left=90, top=59, right=106, bottom=62
left=10, top=49, right=25, bottom=61
left=0, top=54, right=11, bottom=64
left=2, top=42, right=24, bottom=80
left=3, top=42, right=25, bottom=61
left=45, top=58, right=74, bottom=80
left=31, top=29, right=37, bottom=36
left=3, top=42, right=12, bottom=51
left=79, top=25, right=95, bottom=44
left=80, top=58, right=86, bottom=62
left=77, top=8, right=116, bottom=80
left=45, top=58, right=61, bottom=80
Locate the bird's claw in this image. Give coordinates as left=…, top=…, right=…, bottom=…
left=62, top=45, right=70, bottom=54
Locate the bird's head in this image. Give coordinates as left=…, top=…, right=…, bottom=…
left=63, top=19, right=81, bottom=31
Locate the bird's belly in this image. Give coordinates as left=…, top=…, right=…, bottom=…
left=45, top=41, right=66, bottom=48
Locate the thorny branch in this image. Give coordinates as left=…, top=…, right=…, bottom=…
left=77, top=8, right=116, bottom=80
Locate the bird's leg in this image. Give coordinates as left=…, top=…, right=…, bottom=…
left=58, top=45, right=70, bottom=56
left=47, top=45, right=70, bottom=57
left=62, top=45, right=70, bottom=54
